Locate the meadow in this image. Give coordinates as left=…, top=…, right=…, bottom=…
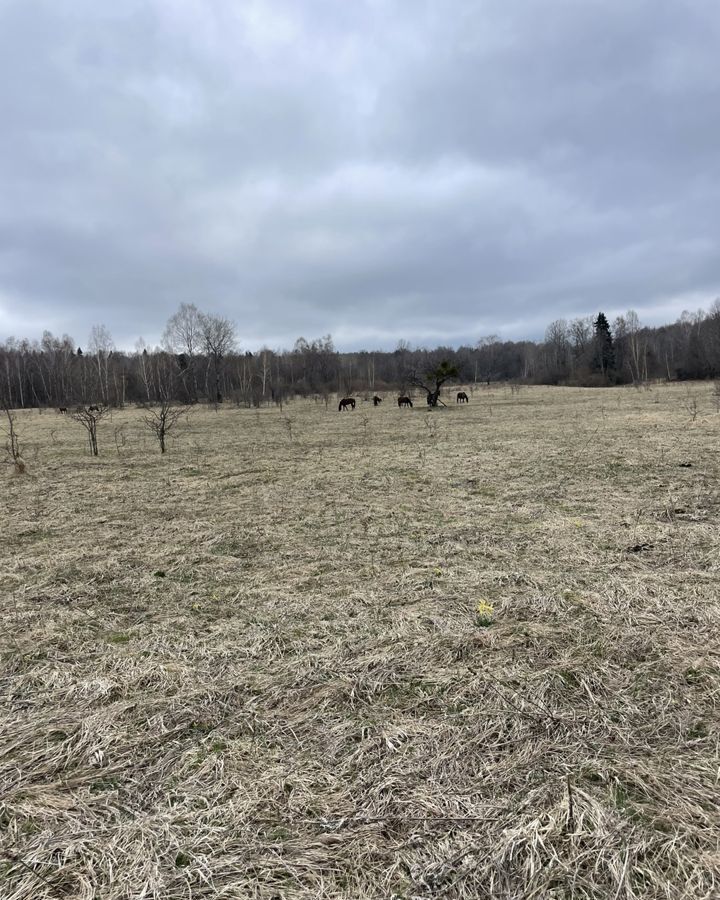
left=1, top=383, right=719, bottom=899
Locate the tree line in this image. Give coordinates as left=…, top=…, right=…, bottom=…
left=1, top=301, right=719, bottom=409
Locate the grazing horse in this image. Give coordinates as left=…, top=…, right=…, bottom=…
left=88, top=405, right=100, bottom=412
left=398, top=396, right=413, bottom=408
left=372, top=396, right=382, bottom=406
left=58, top=407, right=68, bottom=414
left=338, top=398, right=356, bottom=412
left=456, top=391, right=469, bottom=403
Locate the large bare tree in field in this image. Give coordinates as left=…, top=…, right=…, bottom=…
left=409, top=360, right=459, bottom=407
left=199, top=313, right=236, bottom=405
left=162, top=303, right=203, bottom=401
left=162, top=303, right=202, bottom=357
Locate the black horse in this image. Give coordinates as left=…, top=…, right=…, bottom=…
left=398, top=396, right=413, bottom=408
left=338, top=398, right=356, bottom=411
left=58, top=407, right=68, bottom=414
left=372, top=396, right=382, bottom=406
left=88, top=404, right=100, bottom=412
left=456, top=391, right=469, bottom=403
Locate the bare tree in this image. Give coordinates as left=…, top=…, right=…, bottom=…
left=88, top=324, right=115, bottom=406
left=2, top=405, right=25, bottom=473
left=259, top=348, right=272, bottom=399
left=71, top=406, right=108, bottom=456
left=409, top=360, right=459, bottom=407
left=569, top=316, right=593, bottom=374
left=162, top=303, right=203, bottom=401
left=199, top=313, right=236, bottom=404
left=153, top=351, right=180, bottom=401
left=366, top=353, right=376, bottom=392
left=143, top=401, right=186, bottom=453
left=135, top=338, right=154, bottom=401
left=544, top=320, right=570, bottom=382
left=476, top=335, right=500, bottom=384
left=569, top=316, right=592, bottom=352
left=625, top=310, right=647, bottom=384
left=162, top=303, right=202, bottom=356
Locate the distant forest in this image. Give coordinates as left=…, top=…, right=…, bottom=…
left=2, top=301, right=719, bottom=409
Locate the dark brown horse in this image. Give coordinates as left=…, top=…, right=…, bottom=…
left=398, top=396, right=413, bottom=408
left=338, top=398, right=356, bottom=411
left=58, top=407, right=68, bottom=414
left=88, top=405, right=100, bottom=412
left=372, top=396, right=382, bottom=406
left=456, top=391, right=469, bottom=403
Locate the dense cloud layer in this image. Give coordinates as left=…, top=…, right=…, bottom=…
left=1, top=0, right=719, bottom=350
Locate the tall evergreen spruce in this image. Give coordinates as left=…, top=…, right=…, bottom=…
left=593, top=312, right=615, bottom=377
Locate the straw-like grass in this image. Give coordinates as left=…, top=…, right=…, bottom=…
left=1, top=383, right=719, bottom=899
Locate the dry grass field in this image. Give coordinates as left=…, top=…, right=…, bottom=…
left=1, top=383, right=719, bottom=899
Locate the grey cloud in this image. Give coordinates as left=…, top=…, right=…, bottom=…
left=1, top=0, right=719, bottom=351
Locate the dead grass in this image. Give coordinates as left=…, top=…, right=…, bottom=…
left=1, top=383, right=719, bottom=899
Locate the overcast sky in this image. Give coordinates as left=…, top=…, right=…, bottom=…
left=1, top=0, right=719, bottom=352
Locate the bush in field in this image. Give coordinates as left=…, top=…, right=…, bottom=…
left=142, top=401, right=187, bottom=453
left=2, top=406, right=25, bottom=473
left=71, top=406, right=108, bottom=456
